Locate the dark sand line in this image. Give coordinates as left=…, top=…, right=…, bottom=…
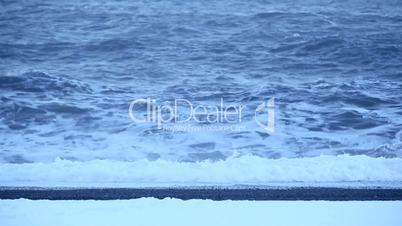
left=1, top=187, right=402, bottom=200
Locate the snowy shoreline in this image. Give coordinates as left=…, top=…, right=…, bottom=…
left=1, top=198, right=402, bottom=226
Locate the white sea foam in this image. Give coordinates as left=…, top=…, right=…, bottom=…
left=1, top=154, right=402, bottom=187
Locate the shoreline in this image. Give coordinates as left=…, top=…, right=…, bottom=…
left=1, top=186, right=402, bottom=201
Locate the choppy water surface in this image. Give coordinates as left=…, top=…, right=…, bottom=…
left=1, top=0, right=402, bottom=163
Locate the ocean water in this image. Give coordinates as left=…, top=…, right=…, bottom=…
left=1, top=0, right=402, bottom=167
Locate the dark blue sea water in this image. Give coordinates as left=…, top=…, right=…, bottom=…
left=1, top=0, right=402, bottom=163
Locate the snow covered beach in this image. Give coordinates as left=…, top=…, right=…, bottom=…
left=1, top=198, right=402, bottom=226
